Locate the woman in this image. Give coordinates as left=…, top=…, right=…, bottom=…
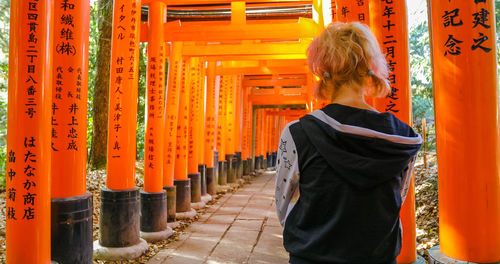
left=275, top=22, right=422, bottom=264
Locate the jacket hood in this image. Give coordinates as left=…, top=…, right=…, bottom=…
left=299, top=105, right=422, bottom=190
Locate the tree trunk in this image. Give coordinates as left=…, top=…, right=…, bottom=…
left=89, top=0, right=113, bottom=170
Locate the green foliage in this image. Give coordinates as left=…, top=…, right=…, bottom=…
left=136, top=44, right=147, bottom=160
left=87, top=3, right=99, bottom=152
left=0, top=0, right=10, bottom=189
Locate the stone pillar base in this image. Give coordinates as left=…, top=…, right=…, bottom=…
left=201, top=194, right=212, bottom=203
left=176, top=208, right=197, bottom=219
left=140, top=226, right=173, bottom=243
left=428, top=246, right=498, bottom=264
left=93, top=239, right=148, bottom=261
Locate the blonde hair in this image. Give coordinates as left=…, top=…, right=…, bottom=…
left=307, top=22, right=390, bottom=100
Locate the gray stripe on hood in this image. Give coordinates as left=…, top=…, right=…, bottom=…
left=310, top=110, right=423, bottom=145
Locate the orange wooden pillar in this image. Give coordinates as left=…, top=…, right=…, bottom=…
left=187, top=57, right=203, bottom=206
left=6, top=1, right=53, bottom=262
left=428, top=0, right=500, bottom=262
left=195, top=59, right=209, bottom=199
left=174, top=58, right=194, bottom=217
left=163, top=42, right=183, bottom=223
left=369, top=1, right=415, bottom=263
left=254, top=108, right=264, bottom=169
left=263, top=111, right=270, bottom=169
left=216, top=75, right=228, bottom=185
left=141, top=0, right=170, bottom=242
left=225, top=75, right=237, bottom=183
left=50, top=0, right=93, bottom=262
left=204, top=61, right=218, bottom=195
left=242, top=85, right=253, bottom=174
left=233, top=75, right=243, bottom=178
left=96, top=0, right=147, bottom=259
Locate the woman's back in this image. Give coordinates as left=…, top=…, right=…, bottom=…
left=276, top=104, right=421, bottom=263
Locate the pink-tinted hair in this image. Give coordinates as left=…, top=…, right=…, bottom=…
left=307, top=22, right=390, bottom=100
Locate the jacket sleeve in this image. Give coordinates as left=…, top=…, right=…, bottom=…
left=275, top=123, right=300, bottom=226
left=400, top=155, right=417, bottom=203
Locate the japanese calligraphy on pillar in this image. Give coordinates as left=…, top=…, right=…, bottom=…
left=204, top=62, right=218, bottom=167
left=51, top=0, right=90, bottom=198
left=163, top=43, right=183, bottom=186
left=174, top=60, right=190, bottom=179
left=6, top=0, right=47, bottom=224
left=440, top=0, right=492, bottom=56
left=6, top=4, right=53, bottom=262
left=372, top=0, right=410, bottom=116
left=144, top=12, right=166, bottom=192
left=188, top=57, right=200, bottom=173
left=106, top=0, right=141, bottom=189
left=334, top=0, right=368, bottom=23
left=226, top=76, right=235, bottom=155
left=216, top=75, right=227, bottom=160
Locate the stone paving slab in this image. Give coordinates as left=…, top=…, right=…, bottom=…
left=147, top=171, right=288, bottom=264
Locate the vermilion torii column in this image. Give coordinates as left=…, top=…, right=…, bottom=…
left=369, top=1, right=416, bottom=263
left=241, top=85, right=252, bottom=175
left=254, top=108, right=264, bottom=170
left=94, top=0, right=148, bottom=260
left=163, top=42, right=183, bottom=224
left=225, top=75, right=237, bottom=184
left=6, top=1, right=52, bottom=263
left=174, top=59, right=196, bottom=219
left=187, top=57, right=204, bottom=209
left=233, top=75, right=243, bottom=179
left=428, top=0, right=500, bottom=262
left=196, top=59, right=211, bottom=203
left=204, top=61, right=218, bottom=195
left=140, top=0, right=171, bottom=243
left=217, top=75, right=228, bottom=187
left=51, top=0, right=93, bottom=262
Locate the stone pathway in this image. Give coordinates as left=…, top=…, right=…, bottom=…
left=147, top=171, right=289, bottom=264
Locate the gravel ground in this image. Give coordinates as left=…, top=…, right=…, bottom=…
left=0, top=156, right=439, bottom=263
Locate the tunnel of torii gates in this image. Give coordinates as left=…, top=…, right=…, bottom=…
left=4, top=0, right=498, bottom=263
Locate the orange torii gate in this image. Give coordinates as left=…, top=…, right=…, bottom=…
left=5, top=0, right=499, bottom=263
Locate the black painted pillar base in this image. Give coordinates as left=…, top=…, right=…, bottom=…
left=188, top=173, right=202, bottom=203
left=51, top=192, right=93, bottom=264
left=242, top=159, right=248, bottom=176
left=218, top=160, right=227, bottom=185
left=235, top=152, right=243, bottom=179
left=99, top=188, right=141, bottom=247
left=226, top=154, right=236, bottom=183
left=263, top=158, right=268, bottom=170
left=198, top=164, right=207, bottom=196
left=140, top=190, right=167, bottom=232
left=257, top=155, right=264, bottom=170
left=249, top=158, right=255, bottom=172
left=94, top=188, right=148, bottom=260
left=164, top=186, right=176, bottom=223
left=206, top=167, right=216, bottom=195
left=174, top=179, right=191, bottom=212
left=140, top=190, right=171, bottom=242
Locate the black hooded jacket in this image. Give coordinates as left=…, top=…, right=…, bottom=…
left=275, top=104, right=422, bottom=264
